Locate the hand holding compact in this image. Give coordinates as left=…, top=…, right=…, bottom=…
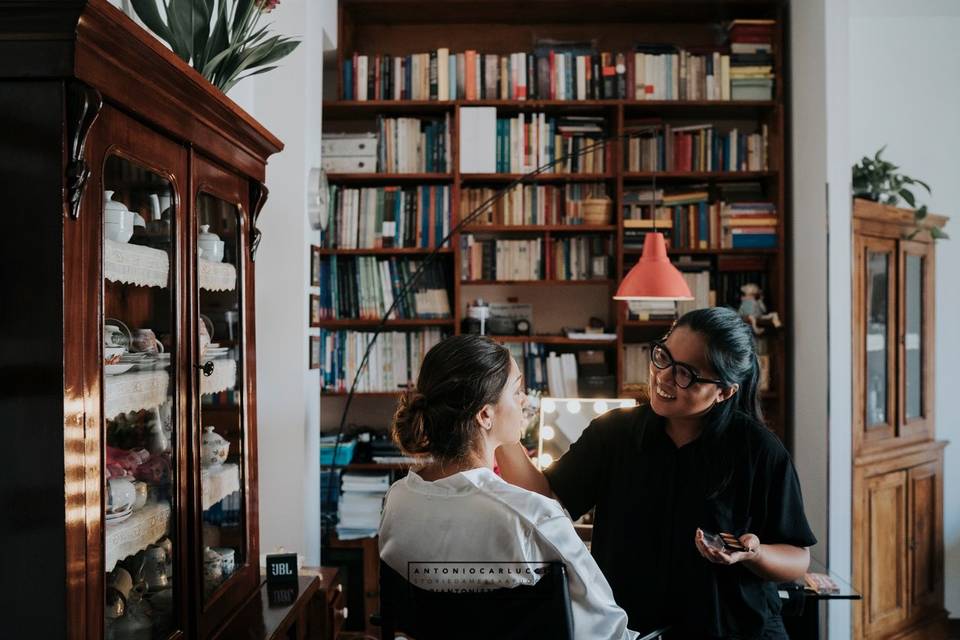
left=695, top=528, right=760, bottom=566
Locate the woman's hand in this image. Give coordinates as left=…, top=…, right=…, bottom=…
left=695, top=528, right=761, bottom=566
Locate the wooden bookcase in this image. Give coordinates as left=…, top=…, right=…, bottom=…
left=320, top=0, right=791, bottom=442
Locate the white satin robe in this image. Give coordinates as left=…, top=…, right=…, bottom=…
left=379, top=467, right=638, bottom=640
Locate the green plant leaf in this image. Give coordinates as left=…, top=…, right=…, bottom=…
left=189, top=0, right=212, bottom=69
left=899, top=189, right=915, bottom=207
left=931, top=227, right=950, bottom=240
left=161, top=0, right=192, bottom=60
left=130, top=0, right=175, bottom=43
left=916, top=205, right=928, bottom=219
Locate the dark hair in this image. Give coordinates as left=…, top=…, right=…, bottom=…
left=391, top=335, right=512, bottom=463
left=670, top=306, right=764, bottom=496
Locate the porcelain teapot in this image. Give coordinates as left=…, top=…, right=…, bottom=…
left=198, top=225, right=225, bottom=263
left=201, top=426, right=229, bottom=468
left=103, top=190, right=135, bottom=243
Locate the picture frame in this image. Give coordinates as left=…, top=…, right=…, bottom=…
left=309, top=293, right=321, bottom=327
left=309, top=335, right=320, bottom=370
left=310, top=244, right=321, bottom=287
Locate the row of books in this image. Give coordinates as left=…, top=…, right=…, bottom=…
left=319, top=328, right=446, bottom=393
left=317, top=256, right=451, bottom=320
left=460, top=236, right=544, bottom=281
left=377, top=116, right=451, bottom=173
left=459, top=235, right=613, bottom=281
left=322, top=185, right=451, bottom=249
left=624, top=123, right=768, bottom=172
left=503, top=343, right=581, bottom=397
left=624, top=338, right=771, bottom=391
left=494, top=114, right=607, bottom=174
left=461, top=183, right=608, bottom=226
left=341, top=38, right=777, bottom=102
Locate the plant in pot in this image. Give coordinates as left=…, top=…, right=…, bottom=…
left=130, top=0, right=300, bottom=93
left=851, top=146, right=949, bottom=240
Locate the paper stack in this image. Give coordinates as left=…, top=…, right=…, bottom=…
left=336, top=472, right=390, bottom=540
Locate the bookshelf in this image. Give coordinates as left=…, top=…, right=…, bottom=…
left=322, top=0, right=790, bottom=445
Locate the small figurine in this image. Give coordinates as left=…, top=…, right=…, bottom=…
left=738, top=283, right=782, bottom=335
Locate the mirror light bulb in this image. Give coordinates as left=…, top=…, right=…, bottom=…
left=542, top=399, right=556, bottom=414
left=539, top=453, right=554, bottom=468
left=621, top=399, right=635, bottom=409
left=541, top=425, right=555, bottom=441
left=566, top=400, right=581, bottom=414
left=593, top=400, right=608, bottom=414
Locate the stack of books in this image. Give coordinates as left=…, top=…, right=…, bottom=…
left=317, top=256, right=451, bottom=320
left=461, top=183, right=608, bottom=226
left=319, top=328, right=446, bottom=393
left=626, top=299, right=676, bottom=321
left=727, top=20, right=776, bottom=100
left=721, top=201, right=778, bottom=249
left=623, top=188, right=721, bottom=251
left=323, top=185, right=451, bottom=249
left=336, top=473, right=390, bottom=540
left=376, top=115, right=451, bottom=173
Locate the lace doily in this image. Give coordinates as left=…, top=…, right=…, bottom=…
left=105, top=501, right=171, bottom=571
left=201, top=358, right=237, bottom=396
left=105, top=370, right=170, bottom=419
left=201, top=463, right=241, bottom=511
left=104, top=240, right=170, bottom=288
left=199, top=260, right=237, bottom=292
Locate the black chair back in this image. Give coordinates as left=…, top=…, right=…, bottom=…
left=377, top=560, right=574, bottom=640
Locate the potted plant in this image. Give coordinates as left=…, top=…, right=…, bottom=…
left=130, top=0, right=299, bottom=93
left=851, top=146, right=948, bottom=240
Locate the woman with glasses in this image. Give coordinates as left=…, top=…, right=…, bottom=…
left=497, top=307, right=815, bottom=639
left=379, top=334, right=639, bottom=639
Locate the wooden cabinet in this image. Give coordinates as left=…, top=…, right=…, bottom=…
left=0, top=2, right=288, bottom=638
left=852, top=199, right=949, bottom=640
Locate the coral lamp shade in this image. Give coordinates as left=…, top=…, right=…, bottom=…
left=613, top=232, right=693, bottom=301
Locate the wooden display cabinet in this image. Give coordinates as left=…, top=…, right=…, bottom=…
left=0, top=2, right=299, bottom=638
left=851, top=198, right=949, bottom=640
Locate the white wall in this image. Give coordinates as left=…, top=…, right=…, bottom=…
left=849, top=0, right=960, bottom=617
left=226, top=0, right=326, bottom=567
left=791, top=0, right=854, bottom=636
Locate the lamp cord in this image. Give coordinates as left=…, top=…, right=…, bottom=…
left=322, top=123, right=657, bottom=519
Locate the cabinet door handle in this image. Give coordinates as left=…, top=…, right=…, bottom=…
left=196, top=361, right=215, bottom=377
left=336, top=606, right=348, bottom=620
left=336, top=583, right=343, bottom=593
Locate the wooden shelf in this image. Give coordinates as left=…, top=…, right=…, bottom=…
left=622, top=247, right=780, bottom=255
left=622, top=171, right=777, bottom=182
left=315, top=318, right=454, bottom=328
left=315, top=247, right=453, bottom=255
left=493, top=335, right=617, bottom=345
left=323, top=99, right=777, bottom=118
left=326, top=172, right=452, bottom=184
left=325, top=0, right=791, bottom=446
left=461, top=279, right=614, bottom=286
left=623, top=319, right=677, bottom=328
left=460, top=173, right=613, bottom=184
left=321, top=391, right=403, bottom=398
left=462, top=224, right=615, bottom=233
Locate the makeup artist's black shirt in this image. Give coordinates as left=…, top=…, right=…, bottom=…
left=544, top=404, right=816, bottom=640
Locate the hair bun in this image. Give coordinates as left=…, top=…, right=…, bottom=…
left=391, top=389, right=431, bottom=456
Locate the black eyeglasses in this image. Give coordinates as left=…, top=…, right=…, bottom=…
left=650, top=340, right=725, bottom=389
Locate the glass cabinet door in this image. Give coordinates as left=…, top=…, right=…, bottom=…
left=196, top=191, right=247, bottom=602
left=860, top=237, right=897, bottom=442
left=102, top=156, right=180, bottom=639
left=899, top=241, right=931, bottom=438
